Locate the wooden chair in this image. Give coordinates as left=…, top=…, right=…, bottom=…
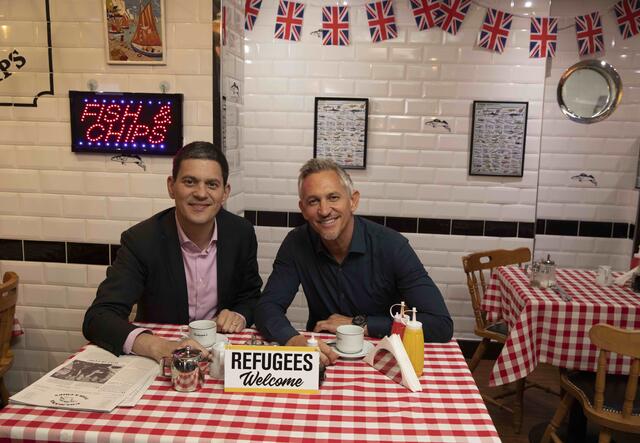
left=542, top=324, right=640, bottom=443
left=0, top=271, right=18, bottom=407
left=462, top=247, right=556, bottom=433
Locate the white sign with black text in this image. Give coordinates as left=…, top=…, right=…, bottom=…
left=224, top=345, right=319, bottom=394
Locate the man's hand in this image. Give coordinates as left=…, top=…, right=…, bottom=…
left=216, top=309, right=246, bottom=333
left=286, top=334, right=339, bottom=366
left=313, top=313, right=353, bottom=334
left=132, top=332, right=210, bottom=362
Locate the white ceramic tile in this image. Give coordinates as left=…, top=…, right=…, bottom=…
left=41, top=218, right=86, bottom=242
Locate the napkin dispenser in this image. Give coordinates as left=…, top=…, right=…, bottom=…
left=530, top=254, right=556, bottom=288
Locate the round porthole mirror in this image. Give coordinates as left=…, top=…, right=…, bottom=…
left=557, top=60, right=622, bottom=124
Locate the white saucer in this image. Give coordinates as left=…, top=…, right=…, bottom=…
left=326, top=340, right=374, bottom=359
left=205, top=334, right=229, bottom=350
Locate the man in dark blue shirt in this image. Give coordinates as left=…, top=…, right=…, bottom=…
left=255, top=159, right=453, bottom=365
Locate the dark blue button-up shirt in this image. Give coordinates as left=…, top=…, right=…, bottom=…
left=256, top=216, right=453, bottom=345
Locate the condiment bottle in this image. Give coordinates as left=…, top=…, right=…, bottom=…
left=402, top=308, right=424, bottom=377
left=391, top=301, right=408, bottom=338
left=306, top=333, right=318, bottom=348
left=306, top=334, right=326, bottom=385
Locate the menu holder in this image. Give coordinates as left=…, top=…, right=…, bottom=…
left=363, top=334, right=422, bottom=392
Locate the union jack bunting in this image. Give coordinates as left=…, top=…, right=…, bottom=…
left=322, top=6, right=350, bottom=46
left=477, top=8, right=512, bottom=53
left=613, top=0, right=640, bottom=39
left=529, top=17, right=557, bottom=58
left=575, top=12, right=604, bottom=55
left=244, top=0, right=262, bottom=31
left=409, top=0, right=442, bottom=31
left=274, top=0, right=305, bottom=41
left=366, top=0, right=397, bottom=43
left=439, top=0, right=471, bottom=35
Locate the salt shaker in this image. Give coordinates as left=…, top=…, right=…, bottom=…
left=530, top=261, right=541, bottom=287
left=209, top=342, right=226, bottom=380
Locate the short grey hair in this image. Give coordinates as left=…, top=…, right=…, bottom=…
left=298, top=158, right=354, bottom=197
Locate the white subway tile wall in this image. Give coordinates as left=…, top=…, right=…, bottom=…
left=0, top=0, right=637, bottom=396
left=0, top=0, right=216, bottom=392
left=534, top=1, right=639, bottom=265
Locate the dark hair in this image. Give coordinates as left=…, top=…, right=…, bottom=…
left=172, top=141, right=229, bottom=184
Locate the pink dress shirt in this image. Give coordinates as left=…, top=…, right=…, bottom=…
left=122, top=216, right=219, bottom=353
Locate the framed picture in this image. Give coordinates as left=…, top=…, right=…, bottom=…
left=469, top=101, right=528, bottom=177
left=314, top=97, right=368, bottom=169
left=103, top=0, right=166, bottom=65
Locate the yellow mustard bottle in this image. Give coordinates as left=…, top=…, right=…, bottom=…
left=402, top=308, right=424, bottom=377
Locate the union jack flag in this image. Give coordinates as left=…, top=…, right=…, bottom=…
left=614, top=0, right=640, bottom=39
left=439, top=0, right=471, bottom=35
left=322, top=6, right=349, bottom=46
left=477, top=8, right=512, bottom=53
left=409, top=0, right=442, bottom=31
left=366, top=0, right=397, bottom=43
left=575, top=12, right=604, bottom=55
left=274, top=0, right=305, bottom=41
left=529, top=17, right=557, bottom=58
left=244, top=0, right=262, bottom=31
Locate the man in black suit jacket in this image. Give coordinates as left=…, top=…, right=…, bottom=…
left=83, top=142, right=262, bottom=361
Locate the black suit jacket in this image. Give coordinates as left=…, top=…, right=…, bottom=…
left=82, top=207, right=262, bottom=355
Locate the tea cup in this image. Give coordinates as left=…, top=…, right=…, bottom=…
left=188, top=319, right=217, bottom=348
left=336, top=325, right=364, bottom=354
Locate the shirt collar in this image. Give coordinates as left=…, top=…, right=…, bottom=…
left=175, top=213, right=217, bottom=252
left=310, top=215, right=366, bottom=257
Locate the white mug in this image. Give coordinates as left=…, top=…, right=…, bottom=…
left=336, top=325, right=364, bottom=354
left=188, top=319, right=217, bottom=348
left=596, top=265, right=612, bottom=286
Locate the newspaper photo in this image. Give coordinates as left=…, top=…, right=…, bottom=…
left=10, top=345, right=159, bottom=412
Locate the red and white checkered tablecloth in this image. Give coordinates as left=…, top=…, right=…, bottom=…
left=483, top=266, right=640, bottom=387
left=0, top=324, right=500, bottom=443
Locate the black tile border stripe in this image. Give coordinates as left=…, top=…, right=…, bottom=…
left=243, top=212, right=635, bottom=241
left=0, top=216, right=634, bottom=266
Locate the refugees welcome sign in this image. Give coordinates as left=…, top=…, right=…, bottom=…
left=224, top=345, right=320, bottom=394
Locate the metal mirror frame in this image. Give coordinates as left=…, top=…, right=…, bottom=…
left=557, top=60, right=622, bottom=124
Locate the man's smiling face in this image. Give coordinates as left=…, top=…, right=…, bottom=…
left=167, top=158, right=230, bottom=233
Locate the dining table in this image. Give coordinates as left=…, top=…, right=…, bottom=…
left=483, top=266, right=640, bottom=387
left=0, top=324, right=500, bottom=442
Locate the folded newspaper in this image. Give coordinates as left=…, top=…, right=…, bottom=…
left=10, top=345, right=158, bottom=412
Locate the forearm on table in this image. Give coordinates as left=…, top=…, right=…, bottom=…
left=255, top=303, right=300, bottom=344
left=131, top=332, right=173, bottom=361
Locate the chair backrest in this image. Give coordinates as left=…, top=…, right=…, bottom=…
left=461, top=248, right=531, bottom=331
left=0, top=272, right=18, bottom=364
left=589, top=324, right=640, bottom=419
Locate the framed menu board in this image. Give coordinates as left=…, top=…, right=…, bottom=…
left=314, top=97, right=368, bottom=169
left=469, top=101, right=528, bottom=177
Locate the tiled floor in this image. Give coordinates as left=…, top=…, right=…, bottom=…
left=471, top=360, right=639, bottom=443
left=470, top=360, right=561, bottom=443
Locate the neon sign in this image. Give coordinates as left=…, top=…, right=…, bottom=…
left=69, top=91, right=183, bottom=155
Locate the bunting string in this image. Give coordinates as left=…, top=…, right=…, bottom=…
left=242, top=0, right=640, bottom=57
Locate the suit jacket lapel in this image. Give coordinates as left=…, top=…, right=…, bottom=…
left=216, top=209, right=229, bottom=307
left=160, top=209, right=189, bottom=323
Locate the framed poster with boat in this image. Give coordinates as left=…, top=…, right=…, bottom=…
left=103, top=0, right=166, bottom=65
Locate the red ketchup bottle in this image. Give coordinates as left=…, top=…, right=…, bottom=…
left=390, top=301, right=408, bottom=338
